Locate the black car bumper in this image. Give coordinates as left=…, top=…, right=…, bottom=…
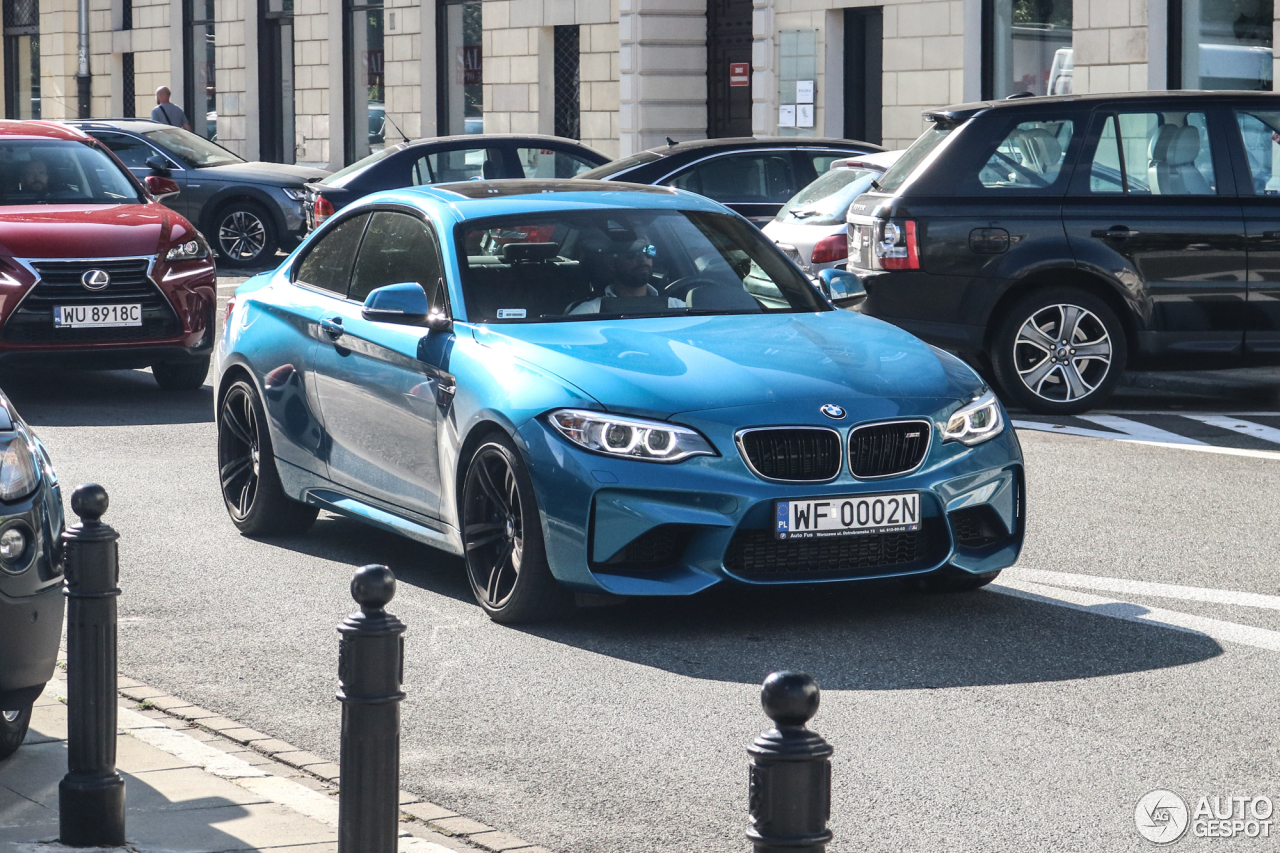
left=0, top=341, right=213, bottom=371
left=0, top=582, right=63, bottom=707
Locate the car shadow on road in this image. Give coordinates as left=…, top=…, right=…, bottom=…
left=513, top=580, right=1223, bottom=690
left=0, top=367, right=214, bottom=426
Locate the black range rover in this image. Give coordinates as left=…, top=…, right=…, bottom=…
left=850, top=91, right=1280, bottom=414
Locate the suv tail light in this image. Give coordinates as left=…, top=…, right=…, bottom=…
left=877, top=220, right=919, bottom=270
left=313, top=194, right=335, bottom=227
left=810, top=233, right=848, bottom=265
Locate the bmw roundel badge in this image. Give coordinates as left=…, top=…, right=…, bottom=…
left=820, top=403, right=846, bottom=420
left=81, top=269, right=111, bottom=291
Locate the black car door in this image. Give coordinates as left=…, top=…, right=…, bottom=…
left=1225, top=101, right=1280, bottom=360
left=1062, top=105, right=1247, bottom=365
left=660, top=150, right=808, bottom=224
left=90, top=131, right=190, bottom=215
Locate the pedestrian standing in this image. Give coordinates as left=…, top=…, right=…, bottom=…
left=151, top=86, right=191, bottom=131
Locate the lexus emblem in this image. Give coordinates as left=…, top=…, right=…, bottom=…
left=81, top=269, right=110, bottom=290
left=820, top=404, right=846, bottom=420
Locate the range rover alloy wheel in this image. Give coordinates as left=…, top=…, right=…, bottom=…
left=991, top=287, right=1127, bottom=415
left=217, top=379, right=318, bottom=535
left=461, top=435, right=570, bottom=623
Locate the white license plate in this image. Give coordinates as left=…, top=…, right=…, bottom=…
left=775, top=492, right=920, bottom=540
left=54, top=304, right=142, bottom=328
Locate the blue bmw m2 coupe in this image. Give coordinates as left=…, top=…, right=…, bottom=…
left=215, top=179, right=1024, bottom=622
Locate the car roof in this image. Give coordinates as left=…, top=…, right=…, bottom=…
left=0, top=120, right=91, bottom=141
left=642, top=136, right=882, bottom=156
left=927, top=90, right=1280, bottom=124
left=371, top=179, right=727, bottom=220
left=379, top=132, right=608, bottom=156
left=65, top=119, right=167, bottom=133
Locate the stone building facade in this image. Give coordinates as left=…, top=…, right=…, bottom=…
left=0, top=0, right=1275, bottom=169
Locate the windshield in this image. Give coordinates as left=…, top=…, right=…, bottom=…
left=876, top=125, right=955, bottom=193
left=577, top=150, right=663, bottom=180
left=320, top=144, right=403, bottom=187
left=0, top=140, right=143, bottom=205
left=456, top=209, right=829, bottom=323
left=142, top=126, right=243, bottom=167
left=775, top=169, right=881, bottom=225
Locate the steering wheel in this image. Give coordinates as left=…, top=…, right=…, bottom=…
left=663, top=276, right=722, bottom=302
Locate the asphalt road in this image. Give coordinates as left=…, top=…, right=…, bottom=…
left=10, top=280, right=1280, bottom=851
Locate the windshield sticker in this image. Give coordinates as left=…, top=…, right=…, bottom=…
left=496, top=308, right=527, bottom=319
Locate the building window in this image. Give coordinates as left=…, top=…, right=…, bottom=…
left=437, top=0, right=481, bottom=137
left=553, top=25, right=579, bottom=140
left=260, top=0, right=295, bottom=163
left=122, top=53, right=135, bottom=117
left=1170, top=0, right=1274, bottom=90
left=982, top=0, right=1073, bottom=99
left=121, top=0, right=131, bottom=29
left=3, top=0, right=39, bottom=119
left=346, top=0, right=384, bottom=163
left=184, top=0, right=217, bottom=139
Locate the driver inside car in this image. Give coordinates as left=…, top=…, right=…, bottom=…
left=569, top=237, right=686, bottom=314
left=17, top=158, right=49, bottom=194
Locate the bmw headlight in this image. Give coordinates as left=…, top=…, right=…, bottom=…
left=166, top=235, right=211, bottom=262
left=941, top=390, right=1005, bottom=447
left=0, top=432, right=39, bottom=500
left=548, top=409, right=716, bottom=462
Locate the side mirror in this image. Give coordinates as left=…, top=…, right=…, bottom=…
left=144, top=175, right=180, bottom=201
left=425, top=310, right=453, bottom=332
left=145, top=154, right=172, bottom=175
left=818, top=268, right=867, bottom=309
left=362, top=282, right=431, bottom=324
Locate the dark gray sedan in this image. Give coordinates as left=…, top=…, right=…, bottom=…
left=67, top=120, right=330, bottom=268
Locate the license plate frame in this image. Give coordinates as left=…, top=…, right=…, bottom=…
left=54, top=304, right=143, bottom=329
left=774, top=491, right=921, bottom=540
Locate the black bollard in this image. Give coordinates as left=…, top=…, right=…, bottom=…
left=747, top=671, right=833, bottom=853
left=59, top=484, right=126, bottom=847
left=336, top=565, right=406, bottom=853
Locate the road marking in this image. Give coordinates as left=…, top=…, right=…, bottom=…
left=1180, top=413, right=1280, bottom=446
left=1077, top=414, right=1206, bottom=445
left=1013, top=420, right=1280, bottom=461
left=1005, top=567, right=1280, bottom=611
left=992, top=580, right=1280, bottom=653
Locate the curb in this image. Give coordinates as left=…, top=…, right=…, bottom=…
left=53, top=651, right=551, bottom=853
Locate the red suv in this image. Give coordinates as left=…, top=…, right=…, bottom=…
left=0, top=121, right=216, bottom=389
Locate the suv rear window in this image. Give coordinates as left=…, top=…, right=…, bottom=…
left=977, top=119, right=1075, bottom=191
left=877, top=125, right=952, bottom=193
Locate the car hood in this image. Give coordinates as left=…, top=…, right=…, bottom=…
left=471, top=311, right=986, bottom=419
left=0, top=204, right=181, bottom=259
left=193, top=161, right=329, bottom=186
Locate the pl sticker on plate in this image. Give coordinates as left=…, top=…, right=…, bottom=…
left=496, top=308, right=526, bottom=319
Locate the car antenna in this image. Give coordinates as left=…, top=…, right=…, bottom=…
left=384, top=112, right=411, bottom=144
left=666, top=136, right=677, bottom=147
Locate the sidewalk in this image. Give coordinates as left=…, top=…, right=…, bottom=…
left=0, top=661, right=548, bottom=853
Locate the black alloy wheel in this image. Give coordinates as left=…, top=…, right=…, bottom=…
left=461, top=435, right=571, bottom=623
left=991, top=286, right=1128, bottom=416
left=217, top=378, right=318, bottom=535
left=215, top=201, right=278, bottom=268
left=0, top=703, right=32, bottom=759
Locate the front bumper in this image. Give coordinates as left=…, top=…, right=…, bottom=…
left=517, top=408, right=1024, bottom=596
left=0, top=479, right=65, bottom=705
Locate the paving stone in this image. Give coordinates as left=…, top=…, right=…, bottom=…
left=119, top=685, right=167, bottom=701
left=399, top=789, right=422, bottom=805
left=174, top=705, right=221, bottom=721
left=196, top=716, right=244, bottom=732
left=185, top=728, right=219, bottom=742
left=253, top=738, right=301, bottom=755
left=307, top=762, right=342, bottom=782
left=429, top=816, right=492, bottom=835
left=402, top=801, right=458, bottom=822
left=467, top=830, right=534, bottom=851
left=220, top=727, right=271, bottom=745
left=125, top=801, right=337, bottom=849
left=116, top=675, right=143, bottom=688
left=275, top=749, right=328, bottom=768
left=146, top=695, right=194, bottom=712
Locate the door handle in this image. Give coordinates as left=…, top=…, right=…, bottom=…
left=1091, top=226, right=1138, bottom=240
left=319, top=317, right=344, bottom=339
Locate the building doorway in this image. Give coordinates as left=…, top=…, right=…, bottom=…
left=843, top=7, right=882, bottom=145
left=260, top=0, right=295, bottom=163
left=706, top=0, right=752, bottom=138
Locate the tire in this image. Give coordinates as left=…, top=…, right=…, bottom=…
left=460, top=434, right=572, bottom=623
left=906, top=567, right=1001, bottom=593
left=217, top=378, right=318, bottom=535
left=153, top=356, right=210, bottom=391
left=989, top=286, right=1127, bottom=415
left=213, top=201, right=278, bottom=269
left=0, top=702, right=33, bottom=760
